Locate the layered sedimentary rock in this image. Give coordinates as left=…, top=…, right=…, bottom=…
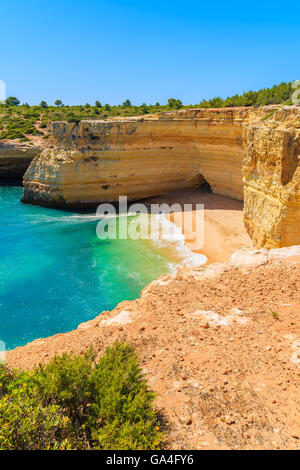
left=243, top=107, right=300, bottom=248
left=22, top=106, right=300, bottom=248
left=0, top=141, right=41, bottom=183
left=22, top=108, right=251, bottom=207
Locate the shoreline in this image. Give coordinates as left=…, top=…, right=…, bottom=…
left=7, top=247, right=300, bottom=449
left=2, top=187, right=252, bottom=352
left=5, top=185, right=300, bottom=449
left=144, top=188, right=253, bottom=265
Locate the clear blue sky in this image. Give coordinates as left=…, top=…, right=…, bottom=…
left=1, top=0, right=300, bottom=105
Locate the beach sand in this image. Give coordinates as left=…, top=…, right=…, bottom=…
left=144, top=188, right=253, bottom=264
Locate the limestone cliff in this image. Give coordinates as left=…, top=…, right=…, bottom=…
left=22, top=108, right=253, bottom=207
left=22, top=106, right=300, bottom=248
left=0, top=141, right=41, bottom=183
left=242, top=107, right=300, bottom=248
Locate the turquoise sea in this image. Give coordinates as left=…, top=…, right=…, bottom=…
left=0, top=186, right=178, bottom=350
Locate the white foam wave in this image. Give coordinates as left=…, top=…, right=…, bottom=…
left=30, top=210, right=206, bottom=269
left=30, top=211, right=136, bottom=225
left=148, top=214, right=207, bottom=268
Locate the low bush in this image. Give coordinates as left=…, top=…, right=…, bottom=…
left=0, top=365, right=75, bottom=449
left=0, top=342, right=163, bottom=450
left=0, top=117, right=43, bottom=140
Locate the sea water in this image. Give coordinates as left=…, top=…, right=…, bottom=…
left=0, top=186, right=206, bottom=350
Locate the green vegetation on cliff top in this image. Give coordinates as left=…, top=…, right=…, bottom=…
left=0, top=342, right=164, bottom=450
left=0, top=81, right=294, bottom=141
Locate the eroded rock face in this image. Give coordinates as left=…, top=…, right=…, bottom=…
left=22, top=108, right=251, bottom=207
left=0, top=141, right=41, bottom=183
left=22, top=106, right=300, bottom=248
left=243, top=107, right=300, bottom=248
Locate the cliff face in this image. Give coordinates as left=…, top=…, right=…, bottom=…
left=22, top=106, right=300, bottom=248
left=22, top=108, right=252, bottom=207
left=0, top=141, right=41, bottom=183
left=242, top=107, right=300, bottom=248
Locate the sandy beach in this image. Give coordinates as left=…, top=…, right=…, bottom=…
left=144, top=188, right=253, bottom=264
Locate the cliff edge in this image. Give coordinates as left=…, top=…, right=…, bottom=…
left=21, top=106, right=300, bottom=248
left=7, top=246, right=300, bottom=449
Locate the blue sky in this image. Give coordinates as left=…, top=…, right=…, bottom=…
left=1, top=0, right=300, bottom=105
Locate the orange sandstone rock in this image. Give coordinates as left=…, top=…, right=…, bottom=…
left=21, top=106, right=300, bottom=248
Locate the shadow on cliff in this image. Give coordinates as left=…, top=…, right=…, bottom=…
left=142, top=188, right=244, bottom=213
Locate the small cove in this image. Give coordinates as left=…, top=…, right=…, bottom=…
left=0, top=186, right=184, bottom=349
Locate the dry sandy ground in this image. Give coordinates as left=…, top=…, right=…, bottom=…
left=7, top=248, right=300, bottom=450
left=144, top=188, right=253, bottom=264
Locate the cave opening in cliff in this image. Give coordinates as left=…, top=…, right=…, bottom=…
left=197, top=174, right=212, bottom=192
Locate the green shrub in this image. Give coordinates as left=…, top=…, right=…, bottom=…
left=87, top=343, right=162, bottom=449
left=0, top=365, right=75, bottom=450
left=0, top=117, right=43, bottom=139
left=0, top=342, right=163, bottom=450
left=261, top=109, right=278, bottom=121
left=199, top=81, right=292, bottom=108
left=5, top=97, right=20, bottom=106
left=167, top=98, right=182, bottom=109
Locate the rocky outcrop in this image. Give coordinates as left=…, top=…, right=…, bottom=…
left=0, top=141, right=41, bottom=183
left=22, top=108, right=254, bottom=207
left=22, top=106, right=300, bottom=248
left=242, top=107, right=300, bottom=248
